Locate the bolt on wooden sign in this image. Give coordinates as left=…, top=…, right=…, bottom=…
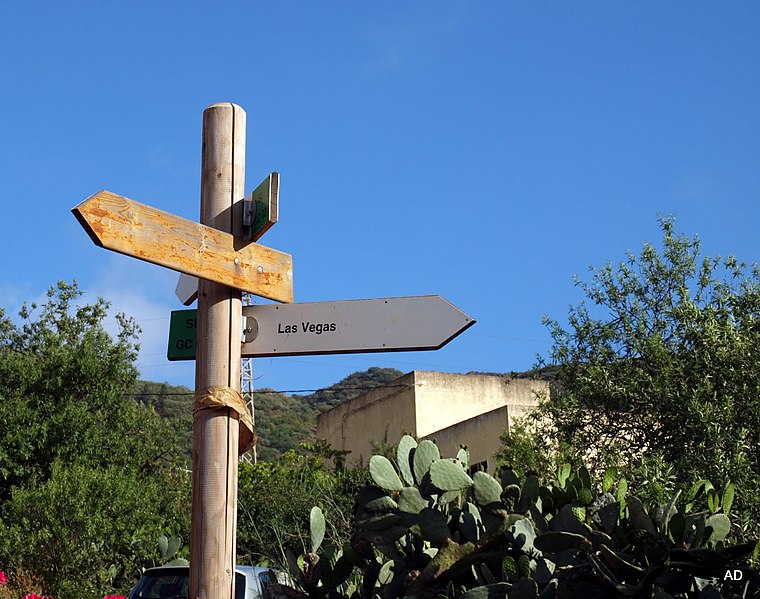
left=168, top=296, right=474, bottom=360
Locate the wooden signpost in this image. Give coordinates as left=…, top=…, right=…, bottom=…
left=72, top=104, right=280, bottom=599
left=73, top=103, right=475, bottom=599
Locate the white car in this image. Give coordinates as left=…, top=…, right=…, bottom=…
left=128, top=565, right=280, bottom=599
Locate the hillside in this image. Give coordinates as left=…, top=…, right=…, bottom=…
left=132, top=380, right=193, bottom=463
left=297, top=367, right=405, bottom=413
left=246, top=387, right=316, bottom=462
left=131, top=367, right=403, bottom=464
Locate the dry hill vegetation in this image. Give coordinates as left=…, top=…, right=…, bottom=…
left=131, top=367, right=403, bottom=464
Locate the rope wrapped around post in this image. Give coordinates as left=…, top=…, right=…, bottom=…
left=193, top=386, right=256, bottom=455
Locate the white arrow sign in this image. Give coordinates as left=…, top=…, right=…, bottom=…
left=240, top=295, right=474, bottom=357
left=175, top=273, right=198, bottom=306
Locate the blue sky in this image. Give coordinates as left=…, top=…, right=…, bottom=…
left=2, top=3, right=759, bottom=394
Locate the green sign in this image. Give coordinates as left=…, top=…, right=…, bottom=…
left=167, top=309, right=197, bottom=361
left=245, top=172, right=279, bottom=241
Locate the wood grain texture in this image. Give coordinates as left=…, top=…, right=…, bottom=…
left=72, top=189, right=293, bottom=303
left=191, top=102, right=244, bottom=599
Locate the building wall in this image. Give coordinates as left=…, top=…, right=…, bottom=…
left=315, top=372, right=418, bottom=464
left=315, top=370, right=547, bottom=467
left=411, top=371, right=545, bottom=437
left=422, top=405, right=510, bottom=473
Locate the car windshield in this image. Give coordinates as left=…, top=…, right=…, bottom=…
left=130, top=572, right=188, bottom=599
left=131, top=571, right=247, bottom=599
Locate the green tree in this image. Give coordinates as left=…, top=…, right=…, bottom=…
left=1, top=462, right=190, bottom=597
left=0, top=282, right=190, bottom=597
left=510, top=219, right=760, bottom=538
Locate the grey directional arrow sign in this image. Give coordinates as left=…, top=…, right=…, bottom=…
left=240, top=295, right=475, bottom=357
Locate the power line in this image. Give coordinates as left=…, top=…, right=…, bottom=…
left=125, top=383, right=412, bottom=397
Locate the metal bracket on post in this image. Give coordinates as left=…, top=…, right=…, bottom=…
left=242, top=315, right=258, bottom=344
left=241, top=173, right=279, bottom=243
left=242, top=196, right=254, bottom=241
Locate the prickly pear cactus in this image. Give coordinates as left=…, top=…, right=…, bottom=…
left=285, top=436, right=758, bottom=599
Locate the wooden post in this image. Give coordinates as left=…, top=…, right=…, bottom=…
left=190, top=103, right=246, bottom=599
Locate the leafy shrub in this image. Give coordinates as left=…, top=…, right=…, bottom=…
left=238, top=441, right=368, bottom=567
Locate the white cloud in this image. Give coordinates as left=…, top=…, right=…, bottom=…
left=0, top=282, right=35, bottom=317
left=86, top=256, right=195, bottom=387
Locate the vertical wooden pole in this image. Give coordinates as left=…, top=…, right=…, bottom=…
left=190, top=103, right=246, bottom=599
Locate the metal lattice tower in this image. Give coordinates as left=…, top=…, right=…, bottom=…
left=240, top=292, right=257, bottom=464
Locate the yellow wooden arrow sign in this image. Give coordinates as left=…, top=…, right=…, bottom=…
left=72, top=190, right=293, bottom=303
